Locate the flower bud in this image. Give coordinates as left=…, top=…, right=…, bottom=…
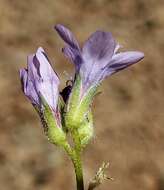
left=20, top=47, right=68, bottom=147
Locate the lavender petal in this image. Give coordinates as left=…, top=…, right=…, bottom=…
left=19, top=68, right=27, bottom=93
left=82, top=31, right=116, bottom=62
left=62, top=46, right=83, bottom=72
left=26, top=54, right=40, bottom=105
left=34, top=48, right=60, bottom=110
left=80, top=31, right=117, bottom=88
left=104, top=51, right=144, bottom=77
left=55, top=24, right=80, bottom=50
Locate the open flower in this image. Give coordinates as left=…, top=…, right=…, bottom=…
left=55, top=24, right=144, bottom=130
left=55, top=24, right=144, bottom=95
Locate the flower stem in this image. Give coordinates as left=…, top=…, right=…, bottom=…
left=63, top=142, right=84, bottom=190
left=72, top=151, right=84, bottom=190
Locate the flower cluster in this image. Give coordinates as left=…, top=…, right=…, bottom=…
left=20, top=24, right=144, bottom=148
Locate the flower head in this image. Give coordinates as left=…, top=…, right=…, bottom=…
left=55, top=24, right=144, bottom=95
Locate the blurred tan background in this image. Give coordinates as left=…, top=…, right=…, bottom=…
left=0, top=0, right=164, bottom=190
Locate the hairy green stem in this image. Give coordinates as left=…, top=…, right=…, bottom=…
left=63, top=139, right=84, bottom=190
left=72, top=152, right=84, bottom=190
left=72, top=131, right=84, bottom=190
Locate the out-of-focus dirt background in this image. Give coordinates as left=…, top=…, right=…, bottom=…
left=0, top=0, right=164, bottom=190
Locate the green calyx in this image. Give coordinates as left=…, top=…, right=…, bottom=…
left=77, top=110, right=94, bottom=148
left=65, top=75, right=98, bottom=131
left=65, top=75, right=82, bottom=128
left=40, top=95, right=67, bottom=147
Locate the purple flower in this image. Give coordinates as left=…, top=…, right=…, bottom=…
left=55, top=24, right=144, bottom=94
left=19, top=47, right=60, bottom=112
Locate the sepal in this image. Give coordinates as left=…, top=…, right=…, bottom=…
left=65, top=75, right=82, bottom=129
left=77, top=110, right=94, bottom=148
left=40, top=95, right=67, bottom=147
left=65, top=75, right=98, bottom=130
